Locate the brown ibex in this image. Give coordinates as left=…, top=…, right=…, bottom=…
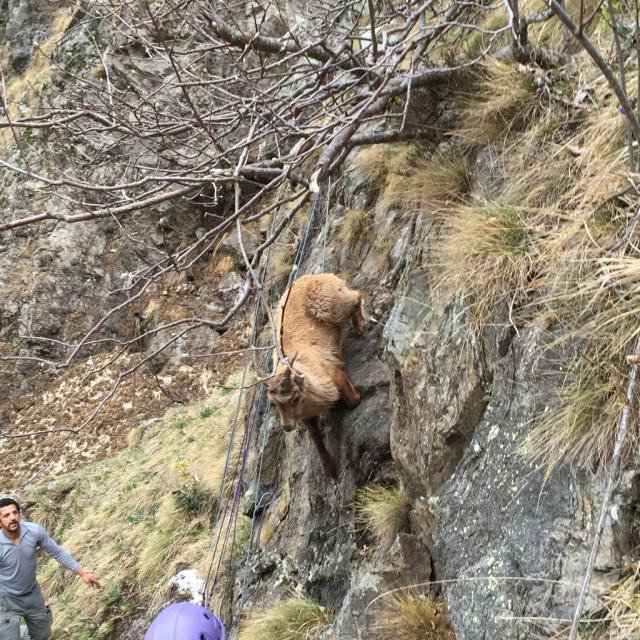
left=265, top=274, right=365, bottom=478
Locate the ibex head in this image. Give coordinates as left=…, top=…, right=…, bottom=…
left=265, top=358, right=305, bottom=432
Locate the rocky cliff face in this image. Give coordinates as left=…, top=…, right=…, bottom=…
left=2, top=2, right=640, bottom=640
left=225, top=154, right=639, bottom=639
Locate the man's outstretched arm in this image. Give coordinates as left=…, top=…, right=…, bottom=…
left=36, top=524, right=102, bottom=589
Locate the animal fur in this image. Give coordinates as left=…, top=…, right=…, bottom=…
left=265, top=273, right=365, bottom=478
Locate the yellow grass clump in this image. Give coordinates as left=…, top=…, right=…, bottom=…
left=372, top=588, right=454, bottom=640
left=525, top=0, right=602, bottom=52
left=456, top=58, right=542, bottom=145
left=463, top=9, right=510, bottom=59
left=259, top=520, right=277, bottom=547
left=379, top=153, right=472, bottom=215
left=356, top=484, right=411, bottom=548
left=238, top=595, right=333, bottom=640
left=522, top=247, right=640, bottom=480
left=354, top=143, right=471, bottom=217
left=350, top=144, right=472, bottom=277
left=521, top=358, right=625, bottom=484
left=500, top=120, right=579, bottom=211
left=435, top=201, right=537, bottom=331
left=338, top=208, right=374, bottom=256
left=564, top=100, right=631, bottom=209
left=353, top=143, right=418, bottom=186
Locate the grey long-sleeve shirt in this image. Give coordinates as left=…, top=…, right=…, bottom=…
left=0, top=521, right=79, bottom=596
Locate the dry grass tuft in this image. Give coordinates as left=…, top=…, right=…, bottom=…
left=213, top=255, right=237, bottom=276
left=500, top=121, right=579, bottom=210
left=238, top=595, right=333, bottom=640
left=259, top=520, right=277, bottom=547
left=456, top=58, right=542, bottom=145
left=372, top=588, right=454, bottom=640
left=371, top=227, right=398, bottom=275
left=268, top=243, right=294, bottom=289
left=379, top=153, right=472, bottom=215
left=351, top=143, right=472, bottom=279
left=463, top=9, right=509, bottom=59
left=521, top=358, right=625, bottom=484
left=486, top=56, right=640, bottom=481
left=522, top=247, right=640, bottom=480
left=338, top=208, right=374, bottom=255
left=529, top=69, right=636, bottom=218
left=525, top=0, right=602, bottom=52
left=462, top=0, right=600, bottom=61
left=435, top=201, right=537, bottom=330
left=353, top=143, right=418, bottom=186
left=356, top=484, right=411, bottom=548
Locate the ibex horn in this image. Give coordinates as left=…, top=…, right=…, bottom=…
left=281, top=366, right=293, bottom=391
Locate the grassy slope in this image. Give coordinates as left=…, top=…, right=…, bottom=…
left=27, top=375, right=245, bottom=640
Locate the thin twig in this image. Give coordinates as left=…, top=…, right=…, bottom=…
left=568, top=333, right=640, bottom=640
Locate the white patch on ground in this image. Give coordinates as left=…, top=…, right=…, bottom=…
left=168, top=569, right=205, bottom=603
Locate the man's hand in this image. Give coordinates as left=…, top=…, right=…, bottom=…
left=76, top=568, right=102, bottom=589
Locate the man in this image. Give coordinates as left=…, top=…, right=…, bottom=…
left=0, top=497, right=101, bottom=640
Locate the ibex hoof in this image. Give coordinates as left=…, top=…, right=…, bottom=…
left=345, top=394, right=360, bottom=409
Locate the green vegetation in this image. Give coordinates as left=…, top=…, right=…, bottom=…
left=199, top=405, right=221, bottom=419
left=229, top=517, right=253, bottom=561
left=28, top=376, right=243, bottom=639
left=173, top=482, right=213, bottom=516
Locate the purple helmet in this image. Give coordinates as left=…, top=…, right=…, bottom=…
left=144, top=603, right=225, bottom=640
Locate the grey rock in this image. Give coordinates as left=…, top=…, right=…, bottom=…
left=145, top=325, right=220, bottom=373
left=473, top=146, right=504, bottom=201
left=383, top=267, right=430, bottom=366
left=328, top=533, right=432, bottom=639
left=220, top=227, right=260, bottom=263
left=432, top=327, right=630, bottom=639
left=243, top=484, right=276, bottom=518
left=4, top=0, right=57, bottom=72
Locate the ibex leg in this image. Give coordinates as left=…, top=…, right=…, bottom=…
left=352, top=300, right=365, bottom=335
left=337, top=368, right=360, bottom=409
left=304, top=417, right=337, bottom=479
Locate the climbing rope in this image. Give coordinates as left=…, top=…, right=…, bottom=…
left=202, top=180, right=333, bottom=632
left=232, top=181, right=333, bottom=623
